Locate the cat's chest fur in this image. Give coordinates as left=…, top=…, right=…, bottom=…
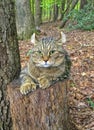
left=20, top=33, right=71, bottom=95
left=28, top=60, right=65, bottom=78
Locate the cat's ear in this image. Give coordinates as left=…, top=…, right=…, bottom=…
left=31, top=33, right=35, bottom=45
left=56, top=32, right=66, bottom=45
left=61, top=32, right=66, bottom=43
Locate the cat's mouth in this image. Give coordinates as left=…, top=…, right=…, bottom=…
left=36, top=61, right=53, bottom=68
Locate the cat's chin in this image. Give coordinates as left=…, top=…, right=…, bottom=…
left=35, top=62, right=63, bottom=68
left=36, top=64, right=52, bottom=68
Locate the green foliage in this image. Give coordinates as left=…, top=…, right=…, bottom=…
left=41, top=0, right=62, bottom=9
left=65, top=3, right=94, bottom=30
left=87, top=98, right=94, bottom=109
left=40, top=0, right=62, bottom=20
left=70, top=82, right=76, bottom=87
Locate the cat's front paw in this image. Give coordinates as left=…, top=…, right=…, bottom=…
left=20, top=82, right=36, bottom=95
left=38, top=77, right=50, bottom=89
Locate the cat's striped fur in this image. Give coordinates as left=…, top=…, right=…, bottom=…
left=20, top=32, right=71, bottom=95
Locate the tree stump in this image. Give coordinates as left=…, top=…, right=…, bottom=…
left=7, top=79, right=81, bottom=130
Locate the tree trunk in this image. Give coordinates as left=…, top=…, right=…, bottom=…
left=15, top=0, right=35, bottom=39
left=53, top=4, right=58, bottom=21
left=59, top=0, right=66, bottom=20
left=7, top=79, right=82, bottom=130
left=92, top=0, right=94, bottom=6
left=60, top=0, right=79, bottom=28
left=35, top=0, right=42, bottom=27
left=0, top=0, right=21, bottom=129
left=80, top=0, right=87, bottom=9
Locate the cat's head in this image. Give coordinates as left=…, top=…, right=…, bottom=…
left=30, top=32, right=66, bottom=68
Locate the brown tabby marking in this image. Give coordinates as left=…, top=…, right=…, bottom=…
left=20, top=33, right=71, bottom=95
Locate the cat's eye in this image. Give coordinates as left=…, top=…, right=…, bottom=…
left=50, top=50, right=55, bottom=55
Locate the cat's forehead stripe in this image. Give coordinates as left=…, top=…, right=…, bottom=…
left=41, top=37, right=54, bottom=46
left=40, top=37, right=54, bottom=50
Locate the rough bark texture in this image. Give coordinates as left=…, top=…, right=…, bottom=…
left=0, top=0, right=21, bottom=129
left=7, top=79, right=81, bottom=130
left=15, top=0, right=35, bottom=39
left=35, top=0, right=42, bottom=27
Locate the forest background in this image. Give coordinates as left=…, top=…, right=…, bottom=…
left=0, top=0, right=94, bottom=130
left=16, top=0, right=94, bottom=39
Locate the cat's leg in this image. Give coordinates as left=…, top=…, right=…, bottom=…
left=20, top=75, right=36, bottom=95
left=38, top=76, right=52, bottom=89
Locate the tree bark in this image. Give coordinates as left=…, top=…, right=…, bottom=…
left=80, top=0, right=87, bottom=9
left=60, top=0, right=79, bottom=28
left=35, top=0, right=42, bottom=27
left=7, top=79, right=82, bottom=130
left=0, top=0, right=21, bottom=129
left=59, top=0, right=66, bottom=20
left=53, top=4, right=58, bottom=21
left=15, top=0, right=35, bottom=39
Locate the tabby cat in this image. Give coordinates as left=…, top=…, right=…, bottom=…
left=20, top=32, right=71, bottom=95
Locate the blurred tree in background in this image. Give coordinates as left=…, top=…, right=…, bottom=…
left=15, top=0, right=94, bottom=39
left=16, top=0, right=35, bottom=39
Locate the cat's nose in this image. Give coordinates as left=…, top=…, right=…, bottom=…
left=43, top=56, right=49, bottom=62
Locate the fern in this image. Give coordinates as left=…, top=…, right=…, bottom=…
left=66, top=3, right=94, bottom=30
